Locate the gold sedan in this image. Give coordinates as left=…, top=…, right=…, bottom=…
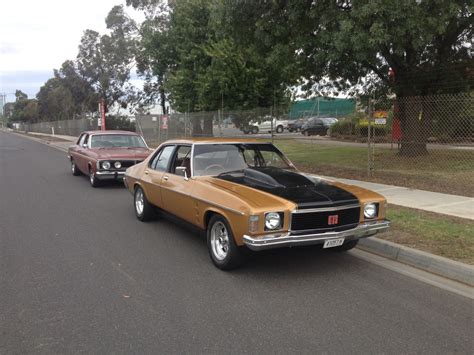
left=124, top=138, right=389, bottom=270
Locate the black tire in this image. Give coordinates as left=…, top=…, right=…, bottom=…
left=207, top=215, right=245, bottom=270
left=242, top=129, right=249, bottom=135
left=276, top=125, right=284, bottom=133
left=134, top=186, right=156, bottom=221
left=331, top=239, right=359, bottom=252
left=89, top=167, right=101, bottom=188
left=71, top=159, right=81, bottom=176
left=251, top=126, right=259, bottom=134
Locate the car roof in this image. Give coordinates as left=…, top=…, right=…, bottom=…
left=81, top=130, right=140, bottom=136
left=160, top=137, right=270, bottom=145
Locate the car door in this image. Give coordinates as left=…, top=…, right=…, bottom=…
left=141, top=145, right=176, bottom=208
left=310, top=119, right=324, bottom=135
left=160, top=145, right=196, bottom=223
left=73, top=133, right=89, bottom=174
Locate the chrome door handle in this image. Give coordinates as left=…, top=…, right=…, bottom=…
left=163, top=176, right=169, bottom=181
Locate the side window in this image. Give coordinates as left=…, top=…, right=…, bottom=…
left=83, top=134, right=89, bottom=147
left=260, top=150, right=288, bottom=168
left=170, top=145, right=192, bottom=175
left=242, top=149, right=257, bottom=167
left=77, top=134, right=85, bottom=146
left=150, top=145, right=175, bottom=171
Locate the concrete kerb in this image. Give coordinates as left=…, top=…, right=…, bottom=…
left=358, top=238, right=474, bottom=287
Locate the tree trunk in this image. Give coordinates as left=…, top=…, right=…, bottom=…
left=159, top=80, right=167, bottom=115
left=398, top=96, right=430, bottom=156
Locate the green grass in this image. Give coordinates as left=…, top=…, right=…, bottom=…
left=274, top=140, right=474, bottom=196
left=381, top=206, right=474, bottom=264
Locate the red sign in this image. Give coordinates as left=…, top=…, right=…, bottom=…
left=99, top=98, right=106, bottom=131
left=161, top=115, right=168, bottom=130
left=328, top=215, right=339, bottom=225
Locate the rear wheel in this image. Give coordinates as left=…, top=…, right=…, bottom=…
left=134, top=186, right=156, bottom=221
left=331, top=239, right=359, bottom=252
left=207, top=215, right=245, bottom=270
left=276, top=125, right=284, bottom=133
left=71, top=159, right=81, bottom=176
left=251, top=126, right=259, bottom=134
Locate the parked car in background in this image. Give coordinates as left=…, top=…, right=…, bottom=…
left=287, top=118, right=306, bottom=132
left=68, top=130, right=152, bottom=187
left=301, top=117, right=337, bottom=136
left=124, top=138, right=389, bottom=270
left=241, top=117, right=289, bottom=134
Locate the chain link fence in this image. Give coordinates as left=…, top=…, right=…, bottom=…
left=135, top=92, right=473, bottom=196
left=15, top=92, right=472, bottom=196
left=18, top=118, right=98, bottom=137
left=368, top=92, right=473, bottom=196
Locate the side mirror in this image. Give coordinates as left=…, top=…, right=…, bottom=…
left=82, top=143, right=88, bottom=148
left=175, top=166, right=189, bottom=180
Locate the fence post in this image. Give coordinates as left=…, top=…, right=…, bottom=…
left=367, top=98, right=373, bottom=177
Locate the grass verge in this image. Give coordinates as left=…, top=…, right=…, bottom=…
left=274, top=140, right=474, bottom=196
left=380, top=205, right=474, bottom=265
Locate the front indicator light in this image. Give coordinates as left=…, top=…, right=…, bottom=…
left=249, top=215, right=259, bottom=233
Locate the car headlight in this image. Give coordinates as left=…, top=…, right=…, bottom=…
left=102, top=161, right=111, bottom=170
left=364, top=203, right=377, bottom=219
left=265, top=212, right=282, bottom=230
left=114, top=161, right=122, bottom=169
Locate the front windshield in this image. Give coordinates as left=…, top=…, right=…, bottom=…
left=193, top=143, right=293, bottom=176
left=90, top=134, right=147, bottom=148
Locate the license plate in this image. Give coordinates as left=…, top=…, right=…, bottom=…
left=323, top=238, right=345, bottom=248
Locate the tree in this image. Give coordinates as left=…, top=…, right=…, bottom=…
left=76, top=6, right=137, bottom=114
left=128, top=0, right=293, bottom=136
left=11, top=90, right=39, bottom=123
left=230, top=0, right=473, bottom=155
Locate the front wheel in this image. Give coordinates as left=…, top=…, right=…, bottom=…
left=331, top=239, right=359, bottom=252
left=276, top=125, right=284, bottom=133
left=89, top=168, right=100, bottom=187
left=251, top=126, right=259, bottom=134
left=207, top=215, right=245, bottom=270
left=71, top=159, right=81, bottom=176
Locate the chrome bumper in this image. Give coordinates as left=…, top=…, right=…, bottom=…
left=95, top=170, right=125, bottom=180
left=243, top=220, right=390, bottom=251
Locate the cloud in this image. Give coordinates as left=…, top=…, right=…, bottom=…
left=0, top=70, right=54, bottom=99
left=0, top=0, right=144, bottom=97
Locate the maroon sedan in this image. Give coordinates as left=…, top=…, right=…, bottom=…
left=68, top=130, right=152, bottom=187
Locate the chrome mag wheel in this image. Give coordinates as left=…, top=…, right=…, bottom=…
left=210, top=221, right=229, bottom=261
left=135, top=188, right=144, bottom=216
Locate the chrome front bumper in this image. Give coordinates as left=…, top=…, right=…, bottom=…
left=243, top=220, right=390, bottom=251
left=95, top=170, right=125, bottom=180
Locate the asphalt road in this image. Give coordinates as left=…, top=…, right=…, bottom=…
left=0, top=131, right=472, bottom=354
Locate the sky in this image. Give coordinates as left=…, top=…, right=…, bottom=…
left=0, top=0, right=141, bottom=102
